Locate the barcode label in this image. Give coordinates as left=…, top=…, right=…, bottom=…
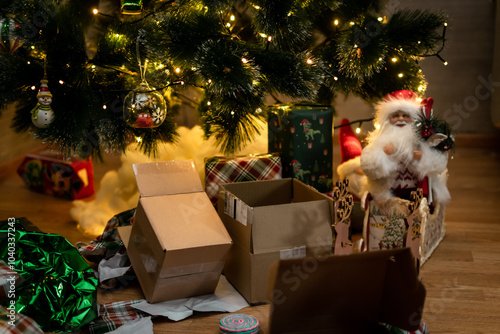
left=280, top=246, right=307, bottom=260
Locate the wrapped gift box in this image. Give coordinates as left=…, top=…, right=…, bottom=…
left=268, top=103, right=335, bottom=193
left=17, top=152, right=94, bottom=200
left=204, top=153, right=282, bottom=207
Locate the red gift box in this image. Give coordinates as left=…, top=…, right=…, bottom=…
left=17, top=152, right=94, bottom=200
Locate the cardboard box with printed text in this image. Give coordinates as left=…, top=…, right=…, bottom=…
left=127, top=160, right=233, bottom=303
left=218, top=178, right=334, bottom=304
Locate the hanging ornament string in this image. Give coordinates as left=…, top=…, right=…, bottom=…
left=136, top=37, right=148, bottom=84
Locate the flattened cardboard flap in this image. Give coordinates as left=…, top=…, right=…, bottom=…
left=133, top=160, right=203, bottom=197
left=268, top=248, right=425, bottom=333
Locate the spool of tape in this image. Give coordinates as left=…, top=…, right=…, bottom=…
left=219, top=314, right=260, bottom=334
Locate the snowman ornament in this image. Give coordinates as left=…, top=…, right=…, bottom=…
left=31, top=79, right=55, bottom=128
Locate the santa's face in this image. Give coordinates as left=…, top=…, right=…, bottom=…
left=389, top=111, right=411, bottom=127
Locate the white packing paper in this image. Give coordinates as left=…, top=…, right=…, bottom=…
left=132, top=276, right=249, bottom=321
left=98, top=253, right=131, bottom=283
left=106, top=316, right=154, bottom=334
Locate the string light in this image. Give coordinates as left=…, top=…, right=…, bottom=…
left=92, top=8, right=98, bottom=15
left=208, top=79, right=212, bottom=84
left=333, top=76, right=338, bottom=81
left=350, top=22, right=355, bottom=26
left=27, top=61, right=30, bottom=65
left=306, top=59, right=313, bottom=64
left=355, top=127, right=361, bottom=134
left=334, top=19, right=339, bottom=26
left=175, top=67, right=181, bottom=74
left=260, top=33, right=267, bottom=38
left=135, top=136, right=142, bottom=143
left=375, top=124, right=381, bottom=130
left=31, top=46, right=35, bottom=50
left=59, top=80, right=64, bottom=85
left=207, top=101, right=211, bottom=106
left=267, top=36, right=272, bottom=42
left=398, top=73, right=404, bottom=78
left=230, top=15, right=235, bottom=21
left=31, top=86, right=36, bottom=90
left=241, top=58, right=248, bottom=63
left=102, top=105, right=107, bottom=110
left=226, top=22, right=231, bottom=28
left=391, top=57, right=397, bottom=62
left=377, top=17, right=383, bottom=22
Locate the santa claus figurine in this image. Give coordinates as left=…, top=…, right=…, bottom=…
left=360, top=90, right=451, bottom=207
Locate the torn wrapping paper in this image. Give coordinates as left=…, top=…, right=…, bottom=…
left=98, top=253, right=132, bottom=283
left=132, top=276, right=249, bottom=321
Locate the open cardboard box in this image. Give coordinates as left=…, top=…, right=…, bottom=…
left=218, top=178, right=334, bottom=304
left=268, top=248, right=426, bottom=334
left=126, top=160, right=232, bottom=303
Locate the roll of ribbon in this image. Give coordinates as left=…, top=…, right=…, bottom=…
left=220, top=314, right=260, bottom=334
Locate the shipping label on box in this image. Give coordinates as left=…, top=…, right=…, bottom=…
left=218, top=178, right=334, bottom=304
left=127, top=160, right=232, bottom=303
left=17, top=152, right=94, bottom=200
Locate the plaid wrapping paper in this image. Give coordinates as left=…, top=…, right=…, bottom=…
left=205, top=154, right=282, bottom=207
left=0, top=306, right=43, bottom=334
left=77, top=208, right=136, bottom=264
left=88, top=299, right=149, bottom=334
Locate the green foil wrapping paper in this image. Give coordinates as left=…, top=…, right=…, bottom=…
left=0, top=219, right=98, bottom=333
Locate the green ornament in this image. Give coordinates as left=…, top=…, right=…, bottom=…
left=0, top=17, right=23, bottom=54
left=121, top=0, right=143, bottom=15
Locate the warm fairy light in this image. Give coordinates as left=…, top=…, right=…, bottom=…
left=356, top=127, right=361, bottom=134
left=31, top=46, right=35, bottom=50
left=256, top=108, right=262, bottom=113
left=418, top=86, right=424, bottom=92
left=306, top=59, right=313, bottom=64
left=375, top=124, right=381, bottom=130
left=208, top=79, right=212, bottom=84
left=180, top=81, right=185, bottom=85
left=398, top=73, right=403, bottom=78
left=334, top=19, right=339, bottom=25
left=93, top=8, right=98, bottom=15
left=350, top=22, right=355, bottom=26
left=391, top=57, right=397, bottom=62
left=334, top=76, right=338, bottom=81
left=241, top=58, right=248, bottom=63
left=377, top=17, right=383, bottom=22
left=191, top=67, right=197, bottom=71
left=230, top=15, right=235, bottom=21
left=27, top=61, right=30, bottom=65
left=103, top=105, right=107, bottom=110
left=231, top=111, right=235, bottom=115
left=354, top=44, right=358, bottom=48
left=260, top=33, right=267, bottom=38
left=378, top=57, right=383, bottom=61
left=31, top=86, right=36, bottom=90
left=444, top=61, right=448, bottom=66
left=207, top=101, right=211, bottom=106
left=254, top=5, right=260, bottom=9
left=267, top=36, right=272, bottom=42
left=135, top=136, right=142, bottom=143
left=59, top=80, right=64, bottom=85
left=175, top=68, right=181, bottom=73
left=444, top=22, right=448, bottom=27
left=226, top=22, right=231, bottom=28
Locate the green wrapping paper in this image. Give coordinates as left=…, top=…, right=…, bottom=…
left=0, top=218, right=98, bottom=333
left=268, top=103, right=335, bottom=193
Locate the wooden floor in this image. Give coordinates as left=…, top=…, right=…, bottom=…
left=0, top=142, right=499, bottom=333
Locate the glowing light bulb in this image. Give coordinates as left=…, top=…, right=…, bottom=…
left=31, top=86, right=36, bottom=90
left=375, top=124, right=381, bottom=130
left=334, top=76, right=338, bottom=81
left=208, top=79, right=212, bottom=84
left=350, top=22, right=355, bottom=26
left=231, top=111, right=235, bottom=115
left=230, top=15, right=235, bottom=21
left=27, top=61, right=30, bottom=65
left=31, top=46, right=35, bottom=50
left=306, top=59, right=313, bottom=64
left=207, top=101, right=211, bottom=106
left=377, top=17, right=383, bottom=22
left=444, top=61, right=448, bottom=66
left=59, top=80, right=64, bottom=85
left=444, top=22, right=448, bottom=27
left=93, top=8, right=98, bottom=15
left=334, top=19, right=339, bottom=25
left=226, top=22, right=231, bottom=28
left=241, top=58, right=248, bottom=63
left=267, top=36, right=272, bottom=42
left=103, top=105, right=107, bottom=110
left=260, top=33, right=267, bottom=38
left=391, top=57, right=397, bottom=62
left=175, top=68, right=181, bottom=73
left=256, top=108, right=262, bottom=113
left=398, top=73, right=403, bottom=78
left=356, top=127, right=361, bottom=134
left=136, top=136, right=142, bottom=143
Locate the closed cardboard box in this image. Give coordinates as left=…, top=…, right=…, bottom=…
left=127, top=160, right=232, bottom=303
left=218, top=178, right=334, bottom=304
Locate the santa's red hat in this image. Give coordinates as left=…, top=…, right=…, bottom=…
left=374, top=90, right=420, bottom=125
left=338, top=118, right=362, bottom=163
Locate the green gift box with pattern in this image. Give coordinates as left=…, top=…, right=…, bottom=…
left=268, top=103, right=335, bottom=193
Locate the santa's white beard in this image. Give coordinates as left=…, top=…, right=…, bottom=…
left=368, top=122, right=418, bottom=166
